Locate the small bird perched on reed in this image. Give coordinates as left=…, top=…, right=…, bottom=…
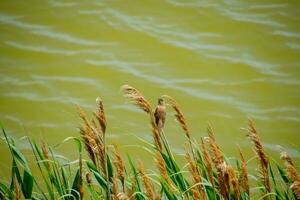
left=154, top=98, right=166, bottom=129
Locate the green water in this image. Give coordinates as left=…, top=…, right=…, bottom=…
left=0, top=0, right=300, bottom=178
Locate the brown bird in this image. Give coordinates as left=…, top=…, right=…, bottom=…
left=154, top=98, right=166, bottom=129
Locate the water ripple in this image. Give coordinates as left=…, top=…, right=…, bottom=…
left=0, top=75, right=44, bottom=86
left=86, top=59, right=167, bottom=84
left=103, top=9, right=232, bottom=53
left=0, top=114, right=74, bottom=129
left=286, top=43, right=300, bottom=51
left=264, top=143, right=300, bottom=158
left=31, top=75, right=104, bottom=90
left=273, top=30, right=300, bottom=39
left=248, top=4, right=288, bottom=10
left=169, top=77, right=300, bottom=86
left=167, top=84, right=261, bottom=114
left=203, top=53, right=284, bottom=76
left=166, top=0, right=218, bottom=8
left=2, top=92, right=90, bottom=108
left=0, top=13, right=48, bottom=30
left=31, top=29, right=117, bottom=46
left=79, top=10, right=103, bottom=15
left=48, top=1, right=78, bottom=8
left=221, top=9, right=285, bottom=28
left=4, top=41, right=108, bottom=56
left=0, top=13, right=116, bottom=47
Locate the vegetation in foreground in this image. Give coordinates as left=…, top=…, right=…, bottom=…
left=0, top=85, right=299, bottom=200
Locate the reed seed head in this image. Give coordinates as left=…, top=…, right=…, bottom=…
left=207, top=124, right=224, bottom=168
left=238, top=148, right=249, bottom=196
left=152, top=127, right=162, bottom=151
left=13, top=176, right=20, bottom=200
left=162, top=95, right=190, bottom=139
left=76, top=105, right=90, bottom=127
left=41, top=140, right=51, bottom=169
left=281, top=151, right=300, bottom=198
left=137, top=160, right=156, bottom=200
left=113, top=144, right=126, bottom=188
left=112, top=177, right=120, bottom=200
left=291, top=181, right=300, bottom=199
left=155, top=152, right=172, bottom=186
left=95, top=97, right=107, bottom=134
left=200, top=138, right=214, bottom=187
left=228, top=166, right=240, bottom=200
left=247, top=119, right=271, bottom=193
left=191, top=187, right=201, bottom=200
left=121, top=85, right=152, bottom=114
left=80, top=125, right=97, bottom=166
left=185, top=146, right=205, bottom=198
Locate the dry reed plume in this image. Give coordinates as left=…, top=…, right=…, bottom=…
left=185, top=147, right=205, bottom=199
left=239, top=148, right=250, bottom=196
left=191, top=187, right=201, bottom=200
left=126, top=177, right=137, bottom=200
left=121, top=85, right=162, bottom=152
left=113, top=144, right=126, bottom=192
left=199, top=138, right=214, bottom=188
left=247, top=119, right=271, bottom=193
left=79, top=124, right=97, bottom=166
left=219, top=161, right=231, bottom=200
left=162, top=95, right=190, bottom=139
left=41, top=141, right=51, bottom=169
left=228, top=166, right=240, bottom=200
left=281, top=152, right=300, bottom=198
left=207, top=124, right=231, bottom=199
left=77, top=99, right=111, bottom=199
left=95, top=97, right=107, bottom=135
left=13, top=176, right=20, bottom=200
left=155, top=152, right=172, bottom=186
left=121, top=85, right=152, bottom=115
left=137, top=161, right=156, bottom=200
left=112, top=177, right=120, bottom=200
left=207, top=124, right=224, bottom=167
left=152, top=127, right=162, bottom=151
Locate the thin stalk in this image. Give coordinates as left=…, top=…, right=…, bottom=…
left=159, top=129, right=174, bottom=161
left=188, top=139, right=206, bottom=199
left=160, top=129, right=191, bottom=200
left=49, top=148, right=65, bottom=197
left=28, top=140, right=54, bottom=200
left=103, top=139, right=111, bottom=200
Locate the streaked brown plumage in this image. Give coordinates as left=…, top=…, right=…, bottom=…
left=154, top=98, right=166, bottom=129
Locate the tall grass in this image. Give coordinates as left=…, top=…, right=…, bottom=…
left=0, top=85, right=299, bottom=200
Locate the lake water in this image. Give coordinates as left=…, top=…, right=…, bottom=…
left=0, top=0, right=300, bottom=177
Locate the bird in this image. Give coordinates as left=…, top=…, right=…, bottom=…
left=154, top=98, right=166, bottom=129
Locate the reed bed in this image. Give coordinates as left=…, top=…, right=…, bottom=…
left=0, top=85, right=299, bottom=200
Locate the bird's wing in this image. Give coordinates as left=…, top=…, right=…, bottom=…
left=154, top=107, right=159, bottom=124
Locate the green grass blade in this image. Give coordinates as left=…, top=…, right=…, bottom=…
left=106, top=154, right=114, bottom=181
left=10, top=159, right=22, bottom=190
left=0, top=182, right=13, bottom=199
left=22, top=170, right=34, bottom=198
left=61, top=167, right=69, bottom=190
left=128, top=155, right=145, bottom=200
left=276, top=164, right=289, bottom=184
left=71, top=169, right=80, bottom=200
left=161, top=180, right=177, bottom=200
left=87, top=161, right=107, bottom=190
left=29, top=140, right=55, bottom=200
